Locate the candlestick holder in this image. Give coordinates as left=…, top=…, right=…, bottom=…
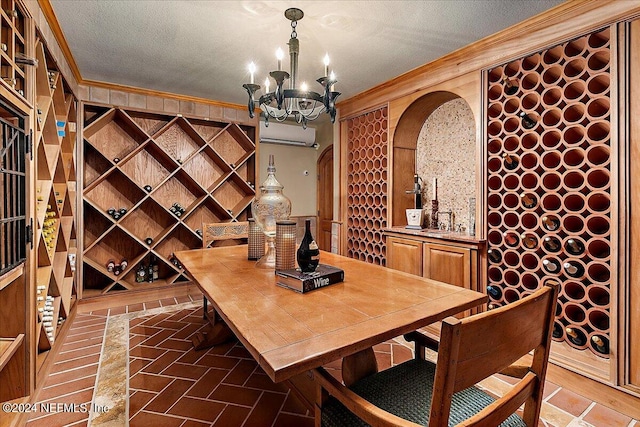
left=248, top=218, right=265, bottom=260
left=430, top=199, right=439, bottom=229
left=276, top=220, right=297, bottom=270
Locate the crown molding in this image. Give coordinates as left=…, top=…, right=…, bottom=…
left=37, top=0, right=247, bottom=111
left=82, top=79, right=248, bottom=110
left=338, top=0, right=640, bottom=117
left=37, top=0, right=82, bottom=84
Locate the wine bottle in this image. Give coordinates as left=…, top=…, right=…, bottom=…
left=120, top=259, right=128, bottom=270
left=150, top=255, right=159, bottom=281
left=113, top=265, right=121, bottom=276
left=565, top=238, right=584, bottom=256
left=106, top=259, right=115, bottom=272
left=119, top=208, right=127, bottom=215
left=552, top=321, right=563, bottom=339
left=145, top=237, right=153, bottom=245
left=107, top=207, right=116, bottom=217
left=563, top=261, right=584, bottom=278
left=591, top=335, right=609, bottom=355
left=542, top=215, right=560, bottom=231
left=144, top=185, right=152, bottom=192
left=520, top=193, right=537, bottom=209
left=521, top=233, right=537, bottom=249
left=502, top=153, right=519, bottom=170
left=113, top=157, right=120, bottom=164
left=487, top=248, right=502, bottom=263
left=135, top=264, right=146, bottom=283
left=486, top=285, right=502, bottom=300
left=147, top=261, right=154, bottom=283
left=543, top=236, right=561, bottom=252
left=113, top=212, right=121, bottom=220
left=542, top=258, right=560, bottom=273
left=503, top=231, right=519, bottom=247
left=297, top=219, right=320, bottom=272
left=519, top=111, right=537, bottom=129
left=503, top=77, right=519, bottom=95
left=565, top=327, right=587, bottom=346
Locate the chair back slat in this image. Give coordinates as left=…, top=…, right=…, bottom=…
left=203, top=222, right=249, bottom=248
left=431, top=282, right=558, bottom=427
left=449, top=287, right=556, bottom=391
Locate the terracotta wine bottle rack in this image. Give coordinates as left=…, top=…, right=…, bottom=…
left=81, top=105, right=256, bottom=297
left=346, top=107, right=388, bottom=266
left=34, top=37, right=78, bottom=362
left=486, top=27, right=612, bottom=360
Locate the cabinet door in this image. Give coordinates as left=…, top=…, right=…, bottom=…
left=423, top=243, right=470, bottom=288
left=386, top=237, right=422, bottom=276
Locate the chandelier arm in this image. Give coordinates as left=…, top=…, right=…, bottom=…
left=242, top=83, right=261, bottom=119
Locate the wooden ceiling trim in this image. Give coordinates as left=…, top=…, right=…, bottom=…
left=338, top=0, right=640, bottom=118
left=37, top=0, right=82, bottom=84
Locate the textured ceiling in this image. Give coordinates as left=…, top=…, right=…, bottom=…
left=49, top=0, right=564, bottom=106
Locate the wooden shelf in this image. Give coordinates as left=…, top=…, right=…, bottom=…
left=32, top=35, right=78, bottom=363
left=81, top=105, right=257, bottom=296
left=0, top=335, right=24, bottom=372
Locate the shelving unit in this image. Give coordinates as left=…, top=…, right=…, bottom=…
left=0, top=0, right=28, bottom=101
left=345, top=106, right=388, bottom=266
left=485, top=27, right=612, bottom=379
left=81, top=105, right=256, bottom=297
left=33, top=36, right=78, bottom=366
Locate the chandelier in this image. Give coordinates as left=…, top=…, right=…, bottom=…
left=242, top=8, right=340, bottom=128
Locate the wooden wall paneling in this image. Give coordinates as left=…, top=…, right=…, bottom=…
left=627, top=17, right=640, bottom=391
left=80, top=105, right=256, bottom=297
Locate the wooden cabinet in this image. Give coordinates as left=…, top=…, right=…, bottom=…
left=423, top=243, right=471, bottom=289
left=81, top=105, right=256, bottom=297
left=385, top=229, right=484, bottom=293
left=386, top=236, right=422, bottom=276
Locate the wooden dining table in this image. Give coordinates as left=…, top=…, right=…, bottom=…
left=175, top=245, right=486, bottom=407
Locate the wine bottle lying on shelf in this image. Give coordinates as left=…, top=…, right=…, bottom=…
left=542, top=258, right=560, bottom=273
left=565, top=238, right=585, bottom=255
left=542, top=215, right=560, bottom=231
left=563, top=261, right=584, bottom=278
left=566, top=327, right=587, bottom=346
left=486, top=285, right=502, bottom=300
left=591, top=335, right=609, bottom=355
left=502, top=153, right=519, bottom=170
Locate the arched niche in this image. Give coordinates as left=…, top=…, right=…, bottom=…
left=392, top=91, right=475, bottom=228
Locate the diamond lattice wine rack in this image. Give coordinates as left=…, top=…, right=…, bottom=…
left=485, top=27, right=612, bottom=366
left=82, top=106, right=256, bottom=297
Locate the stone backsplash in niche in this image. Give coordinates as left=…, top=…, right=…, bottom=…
left=416, top=98, right=475, bottom=232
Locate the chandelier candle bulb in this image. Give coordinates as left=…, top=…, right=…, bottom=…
left=324, top=54, right=330, bottom=77
left=248, top=62, right=256, bottom=84
left=276, top=48, right=283, bottom=71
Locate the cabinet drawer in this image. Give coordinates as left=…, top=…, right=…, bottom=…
left=386, top=236, right=423, bottom=276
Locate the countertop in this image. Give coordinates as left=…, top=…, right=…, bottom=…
left=385, top=226, right=486, bottom=244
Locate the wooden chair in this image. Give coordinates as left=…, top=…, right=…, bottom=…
left=201, top=222, right=248, bottom=321
left=313, top=281, right=559, bottom=427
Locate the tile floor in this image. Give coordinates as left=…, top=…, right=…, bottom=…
left=25, top=292, right=639, bottom=427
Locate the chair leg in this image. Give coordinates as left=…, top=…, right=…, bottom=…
left=203, top=296, right=208, bottom=319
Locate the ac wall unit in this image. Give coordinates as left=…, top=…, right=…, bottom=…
left=259, top=121, right=316, bottom=147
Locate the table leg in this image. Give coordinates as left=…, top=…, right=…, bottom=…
left=191, top=321, right=235, bottom=350
left=341, top=347, right=378, bottom=387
